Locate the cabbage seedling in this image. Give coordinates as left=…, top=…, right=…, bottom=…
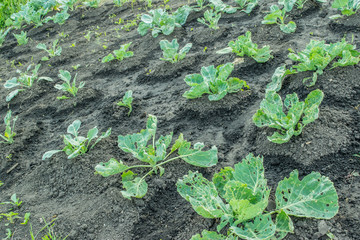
left=0, top=212, right=21, bottom=224
left=117, top=90, right=133, bottom=116
left=331, top=0, right=360, bottom=17
left=208, top=0, right=237, bottom=13
left=235, top=0, right=258, bottom=13
left=137, top=5, right=192, bottom=37
left=183, top=63, right=249, bottom=101
left=296, top=0, right=327, bottom=9
left=192, top=0, right=208, bottom=11
left=159, top=39, right=192, bottom=63
left=13, top=31, right=28, bottom=46
left=42, top=120, right=111, bottom=160
left=0, top=110, right=18, bottom=144
left=198, top=9, right=221, bottom=30
left=83, top=0, right=101, bottom=8
left=44, top=8, right=70, bottom=25
left=0, top=194, right=22, bottom=207
left=55, top=70, right=85, bottom=99
left=288, top=38, right=360, bottom=86
left=36, top=39, right=62, bottom=61
left=253, top=89, right=324, bottom=144
left=102, top=42, right=133, bottom=63
left=217, top=31, right=272, bottom=63
left=95, top=115, right=218, bottom=199
left=262, top=5, right=296, bottom=33
left=178, top=153, right=339, bottom=240
left=4, top=64, right=53, bottom=102
left=7, top=0, right=56, bottom=29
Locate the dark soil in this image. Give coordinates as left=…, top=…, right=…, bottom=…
left=0, top=0, right=359, bottom=239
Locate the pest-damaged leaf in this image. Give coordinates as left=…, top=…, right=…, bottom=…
left=95, top=158, right=130, bottom=177
left=176, top=171, right=230, bottom=219
left=224, top=154, right=270, bottom=223
left=191, top=230, right=229, bottom=240
left=230, top=214, right=276, bottom=240
left=42, top=150, right=63, bottom=160
left=121, top=171, right=148, bottom=199
left=275, top=170, right=339, bottom=219
left=178, top=142, right=218, bottom=167
left=274, top=209, right=294, bottom=238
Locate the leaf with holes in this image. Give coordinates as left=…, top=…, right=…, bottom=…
left=275, top=170, right=339, bottom=219
left=178, top=153, right=339, bottom=240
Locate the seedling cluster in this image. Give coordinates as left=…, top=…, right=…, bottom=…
left=1, top=0, right=355, bottom=238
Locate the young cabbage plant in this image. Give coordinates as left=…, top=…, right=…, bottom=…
left=295, top=0, right=327, bottom=9
left=7, top=0, right=56, bottom=29
left=42, top=120, right=111, bottom=160
left=55, top=70, right=85, bottom=99
left=159, top=39, right=192, bottom=63
left=57, top=0, right=79, bottom=11
left=0, top=110, right=18, bottom=144
left=44, top=8, right=70, bottom=25
left=13, top=31, right=28, bottom=46
left=288, top=38, right=360, bottom=86
left=0, top=194, right=22, bottom=207
left=208, top=0, right=237, bottom=13
left=217, top=31, right=272, bottom=63
left=95, top=115, right=218, bottom=199
left=4, top=64, right=53, bottom=102
left=114, top=0, right=129, bottom=7
left=0, top=212, right=21, bottom=224
left=102, top=42, right=133, bottom=63
left=183, top=63, right=249, bottom=101
left=0, top=28, right=11, bottom=46
left=83, top=0, right=101, bottom=8
left=253, top=89, right=324, bottom=144
left=192, top=0, right=209, bottom=11
left=178, top=153, right=339, bottom=240
left=262, top=5, right=296, bottom=34
left=197, top=9, right=221, bottom=30
left=137, top=5, right=192, bottom=37
left=234, top=0, right=258, bottom=13
left=117, top=90, right=133, bottom=116
left=36, top=39, right=62, bottom=61
left=331, top=0, right=360, bottom=17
